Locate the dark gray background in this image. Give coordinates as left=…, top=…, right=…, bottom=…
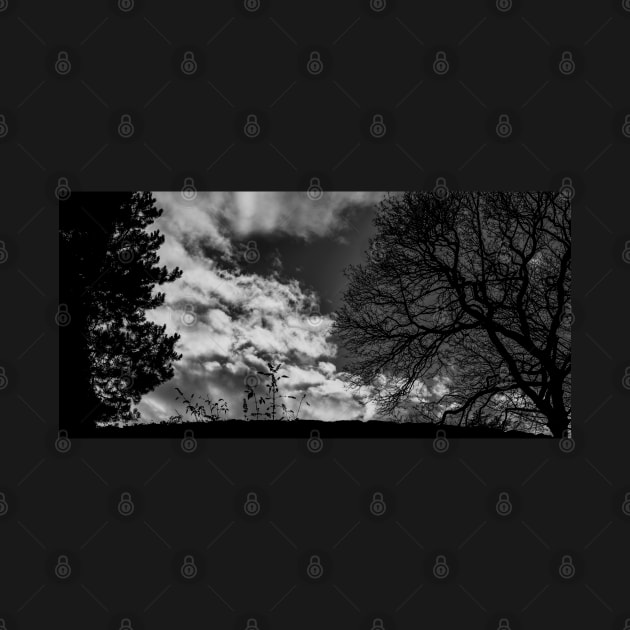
left=1, top=0, right=629, bottom=628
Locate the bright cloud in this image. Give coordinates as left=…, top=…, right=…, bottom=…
left=134, top=191, right=387, bottom=423
left=153, top=191, right=384, bottom=244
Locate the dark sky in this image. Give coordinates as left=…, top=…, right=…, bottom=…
left=234, top=202, right=379, bottom=374
left=240, top=202, right=378, bottom=314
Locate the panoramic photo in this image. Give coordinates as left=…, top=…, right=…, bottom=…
left=59, top=190, right=571, bottom=438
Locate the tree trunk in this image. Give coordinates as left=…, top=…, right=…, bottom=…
left=546, top=408, right=571, bottom=438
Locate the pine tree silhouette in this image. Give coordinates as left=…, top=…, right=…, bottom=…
left=59, top=192, right=182, bottom=430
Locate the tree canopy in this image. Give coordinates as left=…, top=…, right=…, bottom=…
left=60, top=192, right=182, bottom=428
left=333, top=191, right=571, bottom=436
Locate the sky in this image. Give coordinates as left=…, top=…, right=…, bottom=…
left=134, top=191, right=391, bottom=423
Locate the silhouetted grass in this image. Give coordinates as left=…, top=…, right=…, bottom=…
left=167, top=362, right=310, bottom=424
left=95, top=361, right=549, bottom=437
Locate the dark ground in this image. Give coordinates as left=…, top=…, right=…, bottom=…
left=80, top=419, right=551, bottom=439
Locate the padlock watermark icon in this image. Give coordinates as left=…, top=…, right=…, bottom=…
left=180, top=554, right=198, bottom=579
left=54, top=554, right=72, bottom=579
left=0, top=491, right=9, bottom=517
left=433, top=429, right=449, bottom=453
left=118, top=0, right=135, bottom=11
left=118, top=114, right=135, bottom=138
left=368, top=241, right=386, bottom=264
left=558, top=554, right=575, bottom=579
left=558, top=51, right=575, bottom=76
left=243, top=492, right=261, bottom=516
left=181, top=429, right=197, bottom=453
left=180, top=51, right=198, bottom=76
left=55, top=177, right=72, bottom=201
left=496, top=364, right=511, bottom=387
left=559, top=176, right=575, bottom=201
left=243, top=0, right=261, bottom=11
left=307, top=430, right=323, bottom=453
left=369, top=491, right=387, bottom=516
left=306, top=177, right=323, bottom=201
left=0, top=241, right=8, bottom=265
left=495, top=0, right=512, bottom=12
left=55, top=430, right=72, bottom=453
left=306, top=554, right=324, bottom=579
left=118, top=367, right=133, bottom=392
left=243, top=114, right=261, bottom=138
left=433, top=51, right=449, bottom=76
left=181, top=177, right=197, bottom=201
left=0, top=114, right=8, bottom=139
left=433, top=176, right=449, bottom=200
left=495, top=491, right=512, bottom=516
left=369, top=0, right=386, bottom=12
left=307, top=51, right=324, bottom=76
left=370, top=114, right=387, bottom=138
left=243, top=240, right=260, bottom=264
left=287, top=302, right=325, bottom=331
left=561, top=303, right=574, bottom=327
left=432, top=554, right=449, bottom=579
left=558, top=429, right=574, bottom=453
left=180, top=303, right=197, bottom=327
left=118, top=491, right=135, bottom=516
left=244, top=371, right=261, bottom=390
left=495, top=239, right=512, bottom=271
left=370, top=618, right=385, bottom=630
left=54, top=51, right=72, bottom=76
left=118, top=241, right=135, bottom=264
left=307, top=306, right=323, bottom=328
left=495, top=114, right=512, bottom=138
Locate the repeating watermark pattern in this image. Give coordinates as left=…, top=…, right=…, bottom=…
left=0, top=0, right=627, bottom=628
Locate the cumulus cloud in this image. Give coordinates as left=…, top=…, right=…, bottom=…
left=134, top=191, right=388, bottom=423
left=229, top=191, right=384, bottom=240
left=153, top=191, right=384, bottom=244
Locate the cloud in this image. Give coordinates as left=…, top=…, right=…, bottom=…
left=134, top=191, right=387, bottom=423
left=153, top=191, right=384, bottom=244
left=229, top=191, right=383, bottom=240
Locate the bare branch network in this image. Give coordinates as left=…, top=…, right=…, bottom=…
left=333, top=191, right=571, bottom=436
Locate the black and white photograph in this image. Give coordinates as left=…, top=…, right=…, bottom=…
left=5, top=2, right=629, bottom=626
left=60, top=190, right=571, bottom=438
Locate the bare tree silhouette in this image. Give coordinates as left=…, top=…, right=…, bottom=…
left=333, top=191, right=571, bottom=436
